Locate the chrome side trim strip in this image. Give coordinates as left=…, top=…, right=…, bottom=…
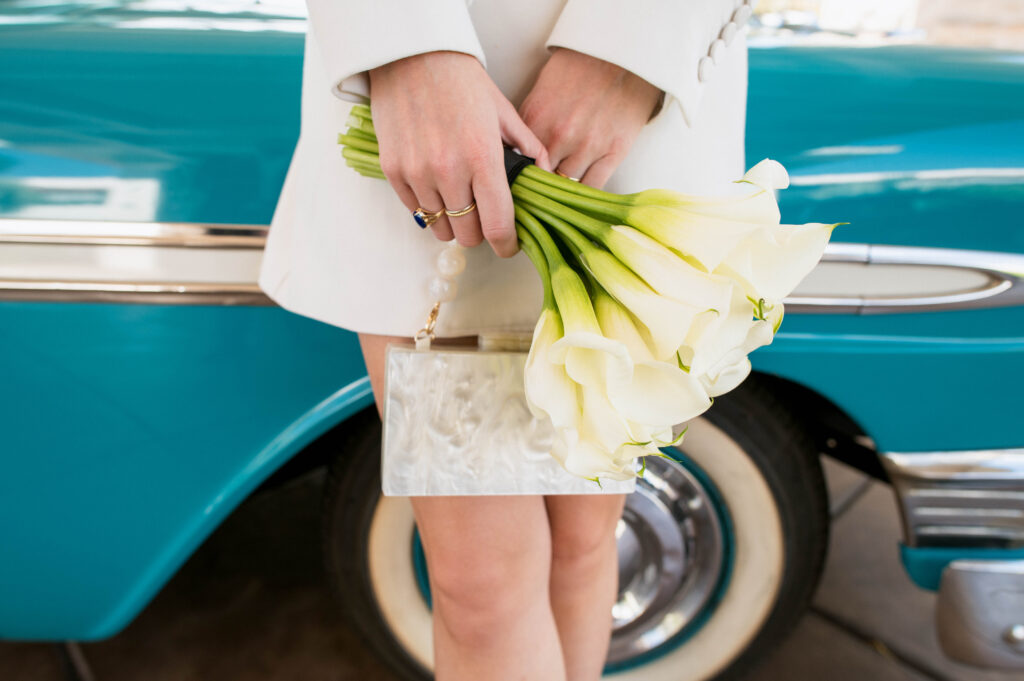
left=0, top=219, right=267, bottom=248
left=785, top=244, right=1024, bottom=314
left=0, top=280, right=272, bottom=306
left=880, top=449, right=1024, bottom=549
left=1, top=218, right=1023, bottom=310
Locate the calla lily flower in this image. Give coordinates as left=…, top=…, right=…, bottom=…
left=551, top=431, right=640, bottom=482
left=616, top=159, right=791, bottom=272
left=549, top=386, right=655, bottom=483
left=714, top=222, right=843, bottom=302
left=521, top=289, right=579, bottom=430
left=630, top=158, right=790, bottom=223
left=599, top=224, right=735, bottom=311
left=523, top=307, right=580, bottom=429
left=580, top=247, right=702, bottom=361
left=593, top=290, right=712, bottom=427
left=547, top=264, right=636, bottom=392
left=682, top=284, right=758, bottom=379
left=700, top=356, right=753, bottom=398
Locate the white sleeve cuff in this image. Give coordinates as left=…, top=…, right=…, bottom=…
left=305, top=0, right=488, bottom=104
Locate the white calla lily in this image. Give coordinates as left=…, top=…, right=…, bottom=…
left=515, top=207, right=635, bottom=393
left=737, top=158, right=790, bottom=192
left=628, top=159, right=789, bottom=224
left=715, top=222, right=842, bottom=301
left=580, top=248, right=702, bottom=361
left=516, top=219, right=584, bottom=431
left=593, top=291, right=712, bottom=427
left=682, top=284, right=757, bottom=379
left=551, top=431, right=639, bottom=483
left=700, top=356, right=753, bottom=397
left=691, top=308, right=780, bottom=398
left=523, top=307, right=578, bottom=430
left=547, top=263, right=635, bottom=390
left=618, top=159, right=792, bottom=272
left=600, top=224, right=735, bottom=311
left=621, top=207, right=766, bottom=273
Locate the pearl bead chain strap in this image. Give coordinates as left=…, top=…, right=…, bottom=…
left=414, top=240, right=466, bottom=350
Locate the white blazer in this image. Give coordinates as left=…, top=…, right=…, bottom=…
left=258, top=0, right=753, bottom=338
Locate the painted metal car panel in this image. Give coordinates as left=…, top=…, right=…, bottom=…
left=0, top=302, right=372, bottom=638
left=0, top=1, right=1021, bottom=640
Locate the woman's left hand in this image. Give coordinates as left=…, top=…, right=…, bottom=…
left=519, top=48, right=664, bottom=189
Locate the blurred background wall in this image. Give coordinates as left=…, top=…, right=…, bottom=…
left=754, top=0, right=1024, bottom=49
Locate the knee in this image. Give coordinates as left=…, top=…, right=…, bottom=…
left=428, top=545, right=548, bottom=645
left=550, top=525, right=617, bottom=569
left=549, top=501, right=624, bottom=568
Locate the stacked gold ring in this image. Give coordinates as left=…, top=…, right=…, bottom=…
left=445, top=201, right=477, bottom=218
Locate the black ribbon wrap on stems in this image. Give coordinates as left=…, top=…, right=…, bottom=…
left=503, top=147, right=534, bottom=186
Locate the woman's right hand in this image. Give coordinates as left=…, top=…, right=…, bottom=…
left=368, top=51, right=550, bottom=258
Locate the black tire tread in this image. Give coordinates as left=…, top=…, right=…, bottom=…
left=321, top=407, right=429, bottom=681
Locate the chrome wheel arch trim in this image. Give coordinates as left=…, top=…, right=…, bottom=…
left=1, top=218, right=1022, bottom=311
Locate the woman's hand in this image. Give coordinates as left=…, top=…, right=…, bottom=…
left=519, top=48, right=663, bottom=189
left=369, top=51, right=550, bottom=257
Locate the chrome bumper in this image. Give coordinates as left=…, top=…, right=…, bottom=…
left=879, top=448, right=1024, bottom=549
left=937, top=559, right=1024, bottom=669
left=881, top=448, right=1024, bottom=669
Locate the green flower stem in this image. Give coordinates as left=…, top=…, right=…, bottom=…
left=337, top=134, right=379, bottom=154
left=520, top=165, right=631, bottom=206
left=341, top=127, right=378, bottom=144
left=517, top=201, right=594, bottom=260
left=344, top=113, right=376, bottom=136
left=515, top=222, right=555, bottom=311
left=513, top=205, right=567, bottom=269
left=511, top=183, right=604, bottom=232
left=511, top=185, right=613, bottom=248
left=350, top=104, right=373, bottom=120
left=516, top=206, right=599, bottom=334
left=515, top=175, right=628, bottom=224
left=345, top=161, right=386, bottom=179
left=341, top=147, right=383, bottom=170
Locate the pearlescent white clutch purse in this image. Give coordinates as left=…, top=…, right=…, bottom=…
left=379, top=244, right=636, bottom=496
left=381, top=336, right=637, bottom=496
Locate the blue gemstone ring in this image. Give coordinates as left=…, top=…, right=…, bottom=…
left=413, top=206, right=444, bottom=229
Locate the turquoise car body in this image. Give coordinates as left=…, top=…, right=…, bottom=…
left=0, top=2, right=1021, bottom=640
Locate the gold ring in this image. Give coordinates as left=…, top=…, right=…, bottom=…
left=444, top=201, right=477, bottom=218
left=413, top=206, right=444, bottom=228
left=555, top=170, right=581, bottom=182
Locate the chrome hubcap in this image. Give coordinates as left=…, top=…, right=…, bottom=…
left=607, top=450, right=728, bottom=664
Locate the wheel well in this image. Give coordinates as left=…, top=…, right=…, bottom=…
left=751, top=371, right=889, bottom=482
left=253, top=406, right=379, bottom=495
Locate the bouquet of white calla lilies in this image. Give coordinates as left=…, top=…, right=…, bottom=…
left=339, top=104, right=845, bottom=488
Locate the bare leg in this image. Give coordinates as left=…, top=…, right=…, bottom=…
left=358, top=332, right=567, bottom=681
left=544, top=493, right=628, bottom=681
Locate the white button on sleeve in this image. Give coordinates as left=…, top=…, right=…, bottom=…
left=733, top=5, right=752, bottom=25
left=709, top=38, right=726, bottom=65
left=721, top=22, right=738, bottom=45
left=698, top=56, right=713, bottom=83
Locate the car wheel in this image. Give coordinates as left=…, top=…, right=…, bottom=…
left=322, top=377, right=830, bottom=680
